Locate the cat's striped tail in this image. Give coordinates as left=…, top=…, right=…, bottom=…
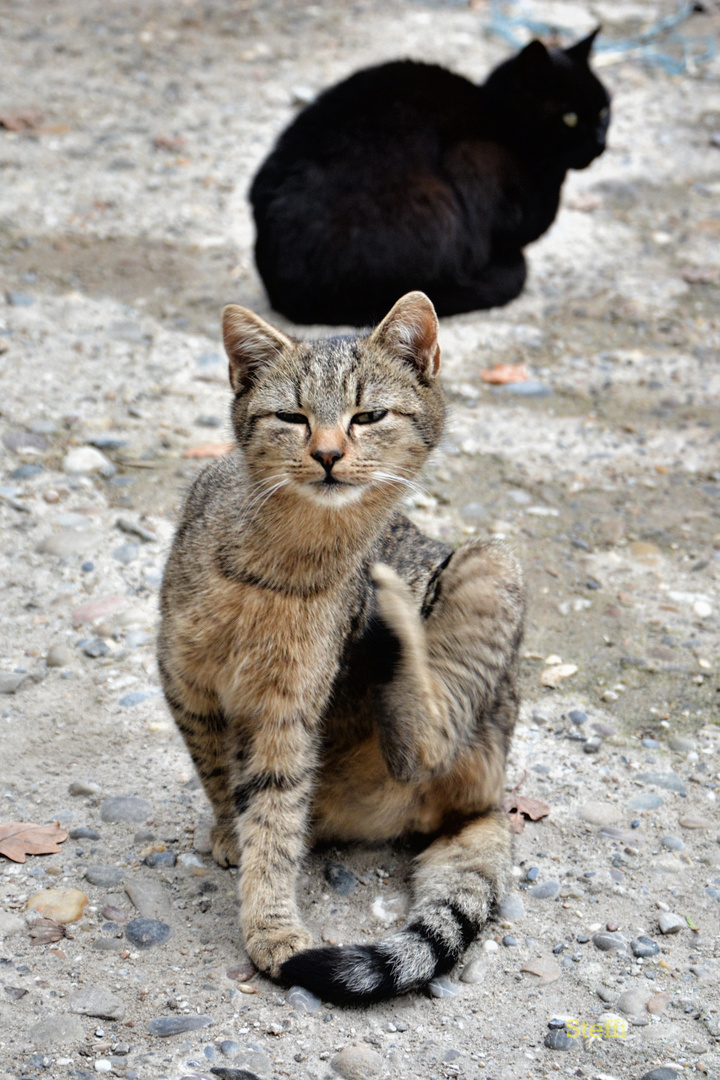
left=280, top=810, right=509, bottom=1004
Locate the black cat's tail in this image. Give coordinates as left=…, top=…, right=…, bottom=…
left=280, top=810, right=509, bottom=1005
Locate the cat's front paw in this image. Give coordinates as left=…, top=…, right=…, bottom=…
left=210, top=822, right=240, bottom=868
left=244, top=924, right=313, bottom=978
left=370, top=562, right=419, bottom=640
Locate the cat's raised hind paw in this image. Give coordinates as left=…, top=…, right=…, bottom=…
left=210, top=822, right=240, bottom=868
left=370, top=562, right=422, bottom=644
left=244, top=924, right=314, bottom=978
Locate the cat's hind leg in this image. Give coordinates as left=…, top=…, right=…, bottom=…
left=280, top=808, right=510, bottom=1003
left=430, top=252, right=526, bottom=316
left=371, top=538, right=524, bottom=783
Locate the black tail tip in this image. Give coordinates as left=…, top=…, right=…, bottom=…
left=280, top=944, right=399, bottom=1006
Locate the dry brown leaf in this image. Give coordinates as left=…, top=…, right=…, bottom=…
left=29, top=918, right=70, bottom=946
left=0, top=822, right=68, bottom=863
left=480, top=363, right=528, bottom=385
left=504, top=794, right=551, bottom=834
left=181, top=442, right=235, bottom=459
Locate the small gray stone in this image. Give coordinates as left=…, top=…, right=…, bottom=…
left=325, top=862, right=358, bottom=895
left=0, top=673, right=30, bottom=694
left=658, top=912, right=684, bottom=935
left=100, top=796, right=152, bottom=824
left=639, top=1070, right=681, bottom=1080
left=6, top=290, right=35, bottom=306
left=27, top=1013, right=84, bottom=1050
left=428, top=975, right=460, bottom=998
left=627, top=793, right=664, bottom=810
left=631, top=936, right=659, bottom=958
left=113, top=542, right=139, bottom=565
left=193, top=820, right=213, bottom=855
left=568, top=709, right=587, bottom=725
left=286, top=985, right=322, bottom=1013
left=85, top=865, right=124, bottom=887
left=69, top=780, right=101, bottom=797
left=497, top=894, right=525, bottom=921
left=583, top=736, right=603, bottom=753
left=144, top=851, right=177, bottom=868
left=592, top=932, right=627, bottom=952
left=661, top=836, right=685, bottom=852
left=617, top=987, right=651, bottom=1015
left=82, top=639, right=110, bottom=658
left=578, top=802, right=621, bottom=826
left=92, top=938, right=126, bottom=953
left=67, top=987, right=125, bottom=1020
left=69, top=826, right=100, bottom=840
left=641, top=738, right=660, bottom=749
left=544, top=1028, right=574, bottom=1050
left=118, top=690, right=159, bottom=707
left=459, top=957, right=487, bottom=984
left=637, top=772, right=687, bottom=794
left=47, top=644, right=74, bottom=668
left=124, top=878, right=173, bottom=920
left=125, top=918, right=171, bottom=948
left=502, top=935, right=518, bottom=946
left=669, top=736, right=697, bottom=754
left=331, top=1044, right=383, bottom=1079
left=147, top=1015, right=214, bottom=1037
left=529, top=880, right=559, bottom=899
left=596, top=987, right=615, bottom=1003
left=63, top=446, right=115, bottom=476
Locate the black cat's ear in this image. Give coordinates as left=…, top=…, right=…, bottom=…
left=222, top=305, right=294, bottom=393
left=565, top=26, right=600, bottom=63
left=517, top=39, right=552, bottom=76
left=370, top=291, right=440, bottom=378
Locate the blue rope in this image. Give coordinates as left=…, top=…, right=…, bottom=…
left=483, top=0, right=716, bottom=74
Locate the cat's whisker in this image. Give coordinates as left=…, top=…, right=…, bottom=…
left=371, top=470, right=429, bottom=501
left=239, top=476, right=290, bottom=523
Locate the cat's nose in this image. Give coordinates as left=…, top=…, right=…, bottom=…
left=311, top=447, right=344, bottom=472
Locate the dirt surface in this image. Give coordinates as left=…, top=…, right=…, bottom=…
left=1, top=2, right=720, bottom=1079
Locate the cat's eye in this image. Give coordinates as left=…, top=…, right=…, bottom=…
left=351, top=409, right=388, bottom=425
left=275, top=411, right=308, bottom=425
left=599, top=106, right=609, bottom=120
left=562, top=112, right=578, bottom=128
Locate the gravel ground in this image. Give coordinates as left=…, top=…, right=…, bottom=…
left=1, top=2, right=720, bottom=1079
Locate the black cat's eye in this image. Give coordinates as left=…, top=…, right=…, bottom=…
left=562, top=112, right=578, bottom=128
left=599, top=106, right=609, bottom=120
left=275, top=411, right=308, bottom=425
left=351, top=409, right=388, bottom=425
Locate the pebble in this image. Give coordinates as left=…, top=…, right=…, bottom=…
left=286, top=985, right=322, bottom=1013
left=325, top=862, right=358, bottom=895
left=125, top=918, right=171, bottom=948
left=113, top=542, right=139, bottom=565
left=596, top=987, right=615, bottom=1003
left=6, top=290, right=35, bottom=306
left=592, top=721, right=617, bottom=737
left=72, top=596, right=127, bottom=625
left=428, top=975, right=460, bottom=998
left=68, top=779, right=100, bottom=797
left=92, top=938, right=125, bottom=953
left=82, top=639, right=110, bottom=658
left=330, top=1044, right=383, bottom=1079
left=592, top=932, right=627, bottom=952
left=177, top=852, right=205, bottom=869
left=69, top=826, right=100, bottom=840
left=641, top=737, right=660, bottom=749
left=27, top=1014, right=84, bottom=1050
left=520, top=957, right=561, bottom=985
left=544, top=1028, right=574, bottom=1051
left=101, top=905, right=127, bottom=922
left=118, top=689, right=160, bottom=707
left=147, top=1015, right=214, bottom=1037
left=627, top=793, right=664, bottom=810
left=669, top=737, right=697, bottom=753
left=37, top=530, right=101, bottom=558
left=579, top=802, right=621, bottom=826
left=631, top=936, right=660, bottom=958
left=647, top=992, right=670, bottom=1015
left=46, top=644, right=74, bottom=668
left=617, top=987, right=651, bottom=1015
left=67, top=987, right=125, bottom=1020
left=193, top=821, right=213, bottom=855
left=94, top=1062, right=112, bottom=1074
left=100, top=796, right=152, bottom=824
left=639, top=1070, right=681, bottom=1080
left=459, top=958, right=487, bottom=984
left=658, top=912, right=684, bottom=935
left=144, top=851, right=177, bottom=868
left=85, top=866, right=124, bottom=887
left=568, top=710, right=587, bottom=725
left=636, top=771, right=687, bottom=794
left=525, top=866, right=539, bottom=881
left=661, top=835, right=685, bottom=852
left=63, top=446, right=116, bottom=476
left=27, top=889, right=88, bottom=923
left=583, top=736, right=602, bottom=753
left=497, top=894, right=525, bottom=921
left=529, top=880, right=559, bottom=899
left=679, top=815, right=713, bottom=830
left=0, top=673, right=31, bottom=694
left=124, top=879, right=172, bottom=920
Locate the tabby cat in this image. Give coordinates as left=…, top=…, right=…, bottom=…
left=250, top=30, right=610, bottom=325
left=158, top=291, right=525, bottom=1003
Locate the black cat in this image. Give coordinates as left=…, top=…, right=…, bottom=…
left=249, top=30, right=610, bottom=326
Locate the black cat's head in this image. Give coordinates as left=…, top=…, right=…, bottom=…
left=485, top=28, right=611, bottom=171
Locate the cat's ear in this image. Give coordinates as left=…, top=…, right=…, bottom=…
left=222, top=305, right=294, bottom=393
left=565, top=26, right=600, bottom=63
left=370, top=291, right=440, bottom=378
left=517, top=39, right=552, bottom=76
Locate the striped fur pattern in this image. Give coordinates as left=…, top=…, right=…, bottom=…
left=158, top=292, right=525, bottom=1000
